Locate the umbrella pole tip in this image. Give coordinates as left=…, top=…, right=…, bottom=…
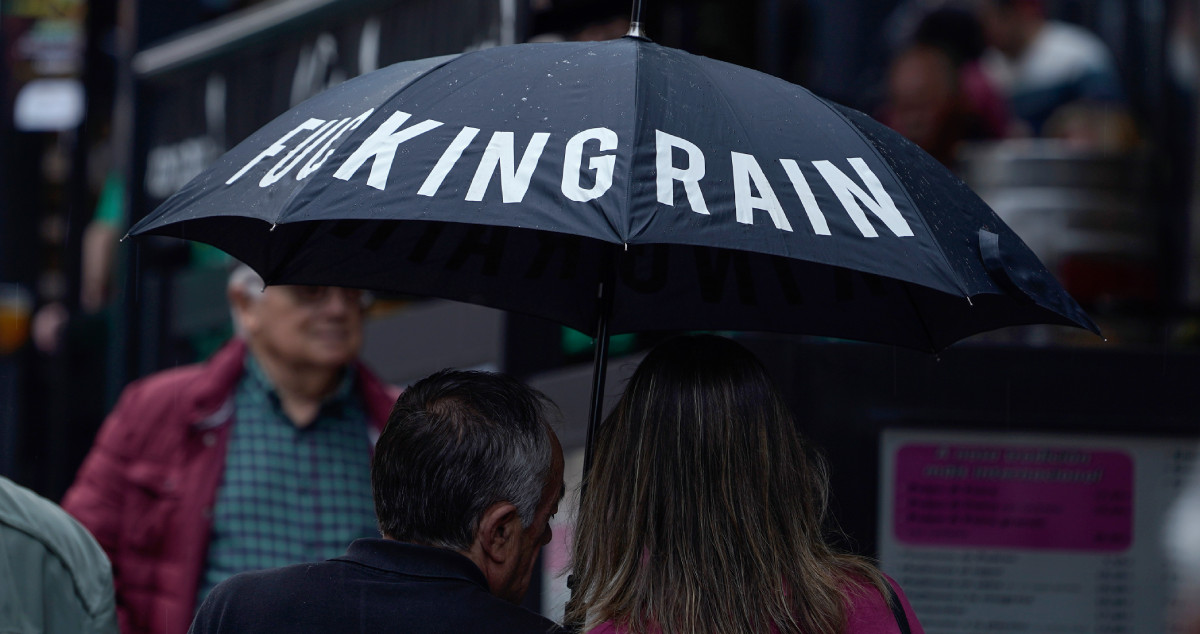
left=624, top=22, right=652, bottom=40
left=626, top=0, right=647, bottom=39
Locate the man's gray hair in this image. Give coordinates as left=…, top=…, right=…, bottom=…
left=469, top=414, right=552, bottom=535
left=372, top=369, right=556, bottom=551
left=227, top=263, right=265, bottom=336
left=227, top=262, right=264, bottom=296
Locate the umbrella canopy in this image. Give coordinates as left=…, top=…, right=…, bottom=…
left=129, top=35, right=1097, bottom=352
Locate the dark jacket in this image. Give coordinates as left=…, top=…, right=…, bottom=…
left=189, top=538, right=566, bottom=634
left=62, top=339, right=398, bottom=634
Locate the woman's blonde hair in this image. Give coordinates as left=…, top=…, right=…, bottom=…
left=566, top=334, right=889, bottom=634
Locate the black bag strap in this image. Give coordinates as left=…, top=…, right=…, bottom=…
left=885, top=582, right=912, bottom=634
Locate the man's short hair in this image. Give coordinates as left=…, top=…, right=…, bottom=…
left=372, top=369, right=554, bottom=550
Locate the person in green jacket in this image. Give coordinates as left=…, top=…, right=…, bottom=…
left=0, top=476, right=117, bottom=634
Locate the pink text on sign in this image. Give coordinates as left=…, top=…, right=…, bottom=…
left=893, top=444, right=1133, bottom=552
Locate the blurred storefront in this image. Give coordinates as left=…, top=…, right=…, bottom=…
left=0, top=0, right=91, bottom=484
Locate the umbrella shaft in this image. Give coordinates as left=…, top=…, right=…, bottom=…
left=582, top=281, right=612, bottom=482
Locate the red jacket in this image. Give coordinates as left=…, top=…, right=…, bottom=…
left=62, top=339, right=398, bottom=634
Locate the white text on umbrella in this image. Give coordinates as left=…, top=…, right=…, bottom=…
left=227, top=108, right=915, bottom=239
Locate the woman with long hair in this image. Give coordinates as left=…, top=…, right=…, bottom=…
left=566, top=335, right=922, bottom=634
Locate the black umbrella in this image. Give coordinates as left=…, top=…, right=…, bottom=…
left=128, top=27, right=1098, bottom=467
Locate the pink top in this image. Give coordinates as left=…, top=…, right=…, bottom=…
left=587, top=576, right=924, bottom=634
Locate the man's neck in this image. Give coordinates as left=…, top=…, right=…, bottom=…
left=249, top=347, right=344, bottom=428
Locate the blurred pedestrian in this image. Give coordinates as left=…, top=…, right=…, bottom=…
left=911, top=5, right=1010, bottom=140
left=882, top=43, right=978, bottom=165
left=566, top=335, right=923, bottom=634
left=189, top=369, right=567, bottom=634
left=62, top=263, right=398, bottom=634
left=977, top=0, right=1132, bottom=143
left=880, top=6, right=1008, bottom=165
left=1, top=475, right=117, bottom=634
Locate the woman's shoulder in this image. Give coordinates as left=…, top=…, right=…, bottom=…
left=587, top=621, right=650, bottom=634
left=586, top=620, right=662, bottom=634
left=843, top=574, right=925, bottom=634
left=585, top=576, right=925, bottom=634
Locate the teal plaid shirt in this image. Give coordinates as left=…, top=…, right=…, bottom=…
left=197, top=352, right=379, bottom=606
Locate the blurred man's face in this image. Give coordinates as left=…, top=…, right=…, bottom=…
left=887, top=47, right=957, bottom=155
left=495, top=430, right=565, bottom=604
left=236, top=285, right=365, bottom=372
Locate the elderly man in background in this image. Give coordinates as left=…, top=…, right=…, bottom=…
left=63, top=264, right=398, bottom=634
left=190, top=369, right=567, bottom=634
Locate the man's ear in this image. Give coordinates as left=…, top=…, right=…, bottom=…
left=475, top=501, right=522, bottom=564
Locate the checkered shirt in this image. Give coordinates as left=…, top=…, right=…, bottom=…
left=196, top=352, right=379, bottom=606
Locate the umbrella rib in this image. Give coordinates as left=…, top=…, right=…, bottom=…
left=810, top=99, right=972, bottom=299
left=619, top=37, right=648, bottom=244
left=623, top=44, right=761, bottom=245
left=674, top=51, right=758, bottom=177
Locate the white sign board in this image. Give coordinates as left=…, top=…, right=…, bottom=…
left=880, top=429, right=1196, bottom=634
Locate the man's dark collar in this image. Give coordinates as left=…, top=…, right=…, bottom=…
left=337, top=538, right=488, bottom=589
